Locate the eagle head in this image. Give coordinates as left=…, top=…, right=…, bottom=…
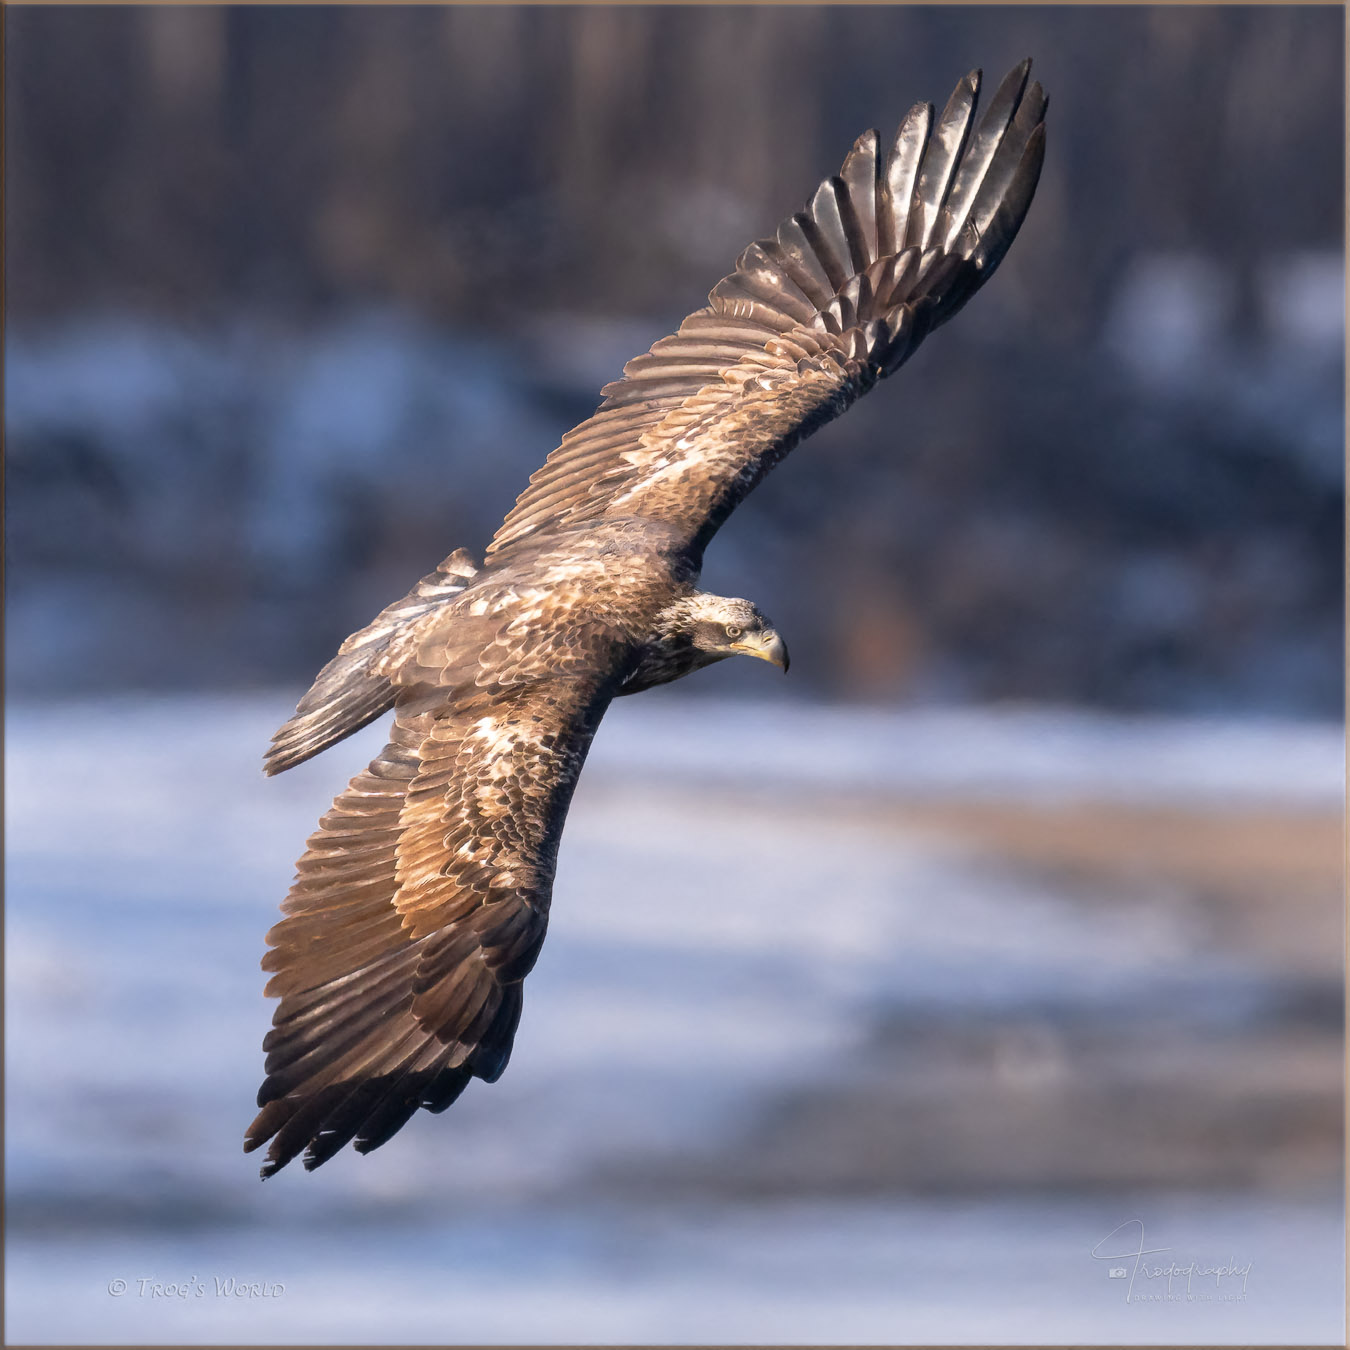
left=672, top=593, right=790, bottom=672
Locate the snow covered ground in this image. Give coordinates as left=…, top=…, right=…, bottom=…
left=5, top=693, right=1344, bottom=1344
left=8, top=1196, right=1343, bottom=1344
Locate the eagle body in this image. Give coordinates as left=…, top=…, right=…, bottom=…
left=248, top=62, right=1047, bottom=1175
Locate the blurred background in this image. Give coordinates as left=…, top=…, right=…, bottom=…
left=5, top=5, right=1344, bottom=1344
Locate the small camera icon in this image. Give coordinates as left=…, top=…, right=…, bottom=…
left=1108, top=1267, right=1128, bottom=1279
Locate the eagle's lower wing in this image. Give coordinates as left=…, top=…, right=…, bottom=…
left=488, top=62, right=1045, bottom=562
left=245, top=671, right=614, bottom=1176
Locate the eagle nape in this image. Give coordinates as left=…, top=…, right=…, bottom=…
left=248, top=60, right=1045, bottom=1177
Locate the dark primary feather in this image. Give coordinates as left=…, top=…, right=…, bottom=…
left=487, top=60, right=1045, bottom=562
left=249, top=63, right=1046, bottom=1175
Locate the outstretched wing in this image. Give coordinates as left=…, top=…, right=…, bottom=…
left=245, top=670, right=615, bottom=1176
left=489, top=62, right=1046, bottom=562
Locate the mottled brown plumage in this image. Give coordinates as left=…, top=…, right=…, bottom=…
left=247, top=62, right=1047, bottom=1175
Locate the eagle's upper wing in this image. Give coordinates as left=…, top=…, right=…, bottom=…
left=488, top=63, right=1045, bottom=562
left=246, top=664, right=618, bottom=1176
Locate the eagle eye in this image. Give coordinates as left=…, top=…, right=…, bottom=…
left=725, top=624, right=743, bottom=640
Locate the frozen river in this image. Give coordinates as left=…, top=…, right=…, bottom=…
left=6, top=693, right=1344, bottom=1343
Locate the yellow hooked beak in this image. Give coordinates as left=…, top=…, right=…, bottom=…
left=729, top=630, right=790, bottom=672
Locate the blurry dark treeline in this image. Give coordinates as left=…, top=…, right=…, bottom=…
left=6, top=6, right=1345, bottom=712
left=7, top=4, right=1344, bottom=328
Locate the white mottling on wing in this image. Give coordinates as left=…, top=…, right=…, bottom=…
left=537, top=558, right=610, bottom=586
left=469, top=716, right=519, bottom=759
left=609, top=446, right=704, bottom=506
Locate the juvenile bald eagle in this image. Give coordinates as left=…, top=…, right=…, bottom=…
left=247, top=63, right=1046, bottom=1176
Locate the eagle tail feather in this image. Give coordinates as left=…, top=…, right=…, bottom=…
left=264, top=548, right=479, bottom=775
